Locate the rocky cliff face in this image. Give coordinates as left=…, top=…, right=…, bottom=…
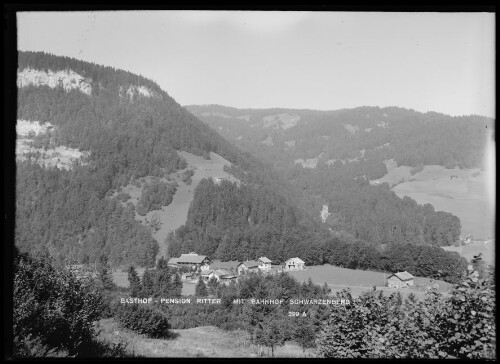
left=17, top=68, right=93, bottom=94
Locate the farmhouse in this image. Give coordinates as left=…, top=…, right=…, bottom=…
left=284, top=257, right=305, bottom=271
left=214, top=269, right=238, bottom=285
left=257, top=257, right=272, bottom=270
left=387, top=271, right=415, bottom=288
left=167, top=258, right=179, bottom=267
left=201, top=269, right=238, bottom=284
left=237, top=260, right=260, bottom=275
left=201, top=270, right=215, bottom=282
left=175, top=253, right=211, bottom=270
left=205, top=260, right=240, bottom=273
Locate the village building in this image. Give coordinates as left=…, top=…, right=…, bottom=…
left=201, top=269, right=238, bottom=284
left=167, top=257, right=179, bottom=267
left=284, top=257, right=305, bottom=271
left=257, top=257, right=272, bottom=270
left=214, top=269, right=238, bottom=285
left=237, top=260, right=260, bottom=275
left=174, top=253, right=211, bottom=270
left=387, top=271, right=415, bottom=288
left=181, top=272, right=194, bottom=281
left=201, top=270, right=215, bottom=282
left=202, top=260, right=240, bottom=273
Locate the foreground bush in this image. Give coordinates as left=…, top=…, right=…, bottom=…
left=317, top=265, right=495, bottom=359
left=114, top=303, right=170, bottom=338
left=13, top=250, right=125, bottom=357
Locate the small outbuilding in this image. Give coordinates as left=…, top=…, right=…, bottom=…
left=387, top=271, right=415, bottom=288
left=237, top=260, right=260, bottom=275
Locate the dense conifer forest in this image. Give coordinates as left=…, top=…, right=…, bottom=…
left=16, top=52, right=467, bottom=277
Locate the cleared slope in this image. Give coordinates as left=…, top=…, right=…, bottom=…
left=392, top=166, right=494, bottom=240
left=152, top=151, right=239, bottom=260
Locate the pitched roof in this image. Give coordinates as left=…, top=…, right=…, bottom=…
left=177, top=253, right=210, bottom=264
left=239, top=260, right=260, bottom=268
left=390, top=271, right=414, bottom=281
left=258, top=257, right=272, bottom=263
left=167, top=258, right=179, bottom=265
left=286, top=257, right=305, bottom=264
left=213, top=269, right=232, bottom=278
left=209, top=260, right=240, bottom=270
left=201, top=270, right=213, bottom=276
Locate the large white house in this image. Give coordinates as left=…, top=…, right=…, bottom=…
left=284, top=257, right=305, bottom=271
left=170, top=252, right=210, bottom=270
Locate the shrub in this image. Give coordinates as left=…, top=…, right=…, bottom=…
left=114, top=303, right=170, bottom=338
left=316, top=266, right=496, bottom=359
left=13, top=250, right=106, bottom=357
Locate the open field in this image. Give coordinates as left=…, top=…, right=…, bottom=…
left=97, top=319, right=315, bottom=358
left=113, top=264, right=455, bottom=299
left=443, top=239, right=495, bottom=265
left=287, top=265, right=453, bottom=299
left=392, top=165, right=494, bottom=240
left=370, top=159, right=412, bottom=187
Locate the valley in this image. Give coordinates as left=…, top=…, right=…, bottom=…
left=13, top=51, right=494, bottom=360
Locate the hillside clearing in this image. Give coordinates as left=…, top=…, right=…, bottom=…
left=443, top=239, right=495, bottom=265
left=391, top=166, right=494, bottom=240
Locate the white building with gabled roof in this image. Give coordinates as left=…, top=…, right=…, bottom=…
left=257, top=257, right=272, bottom=270
left=284, top=257, right=305, bottom=271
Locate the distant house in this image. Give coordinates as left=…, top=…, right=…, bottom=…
left=284, top=257, right=305, bottom=271
left=214, top=269, right=238, bottom=285
left=201, top=269, right=238, bottom=284
left=175, top=253, right=211, bottom=270
left=167, top=258, right=179, bottom=267
left=257, top=257, right=272, bottom=270
left=237, top=260, right=260, bottom=275
left=387, top=271, right=415, bottom=288
left=209, top=260, right=240, bottom=272
left=201, top=270, right=215, bottom=282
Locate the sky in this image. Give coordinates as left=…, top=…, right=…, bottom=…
left=17, top=11, right=495, bottom=117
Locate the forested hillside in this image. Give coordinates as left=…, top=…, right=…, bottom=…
left=188, top=104, right=491, bottom=170
left=15, top=51, right=300, bottom=268
left=189, top=104, right=493, bottom=246
left=167, top=178, right=328, bottom=264
left=15, top=52, right=470, bottom=282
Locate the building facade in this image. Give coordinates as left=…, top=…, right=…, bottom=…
left=387, top=271, right=415, bottom=288
left=284, top=257, right=305, bottom=271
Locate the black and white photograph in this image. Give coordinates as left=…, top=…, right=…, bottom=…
left=5, top=7, right=495, bottom=359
